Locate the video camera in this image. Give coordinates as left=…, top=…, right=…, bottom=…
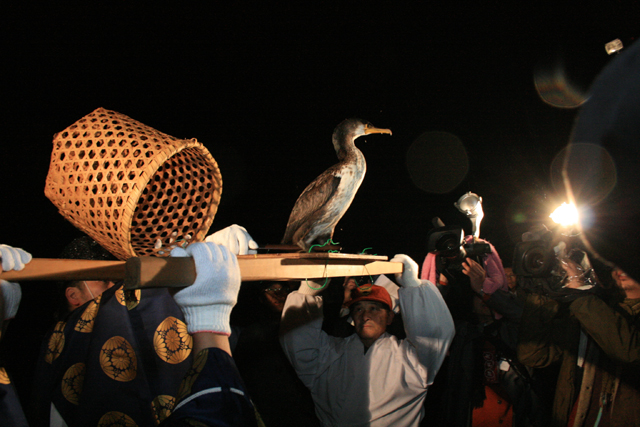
left=427, top=217, right=492, bottom=271
left=512, top=224, right=598, bottom=299
left=512, top=226, right=586, bottom=278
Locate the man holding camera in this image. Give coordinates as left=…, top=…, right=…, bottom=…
left=421, top=231, right=517, bottom=426
left=517, top=34, right=640, bottom=427
left=517, top=260, right=640, bottom=427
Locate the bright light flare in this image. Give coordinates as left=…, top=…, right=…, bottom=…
left=550, top=202, right=579, bottom=227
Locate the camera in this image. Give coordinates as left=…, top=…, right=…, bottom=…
left=513, top=241, right=586, bottom=278
left=512, top=226, right=586, bottom=278
left=427, top=217, right=492, bottom=271
left=512, top=239, right=556, bottom=277
left=512, top=224, right=598, bottom=299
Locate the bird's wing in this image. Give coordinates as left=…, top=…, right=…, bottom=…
left=282, top=168, right=341, bottom=244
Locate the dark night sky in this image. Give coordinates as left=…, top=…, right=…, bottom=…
left=4, top=2, right=636, bottom=259
left=1, top=1, right=638, bottom=399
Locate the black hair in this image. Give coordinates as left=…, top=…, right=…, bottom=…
left=53, top=235, right=117, bottom=321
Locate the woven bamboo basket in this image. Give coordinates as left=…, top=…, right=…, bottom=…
left=44, top=108, right=222, bottom=260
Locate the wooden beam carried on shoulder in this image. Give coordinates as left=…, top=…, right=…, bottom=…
left=0, top=253, right=403, bottom=289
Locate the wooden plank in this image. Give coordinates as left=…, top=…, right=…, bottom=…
left=244, top=252, right=388, bottom=260
left=0, top=258, right=126, bottom=282
left=0, top=253, right=403, bottom=288
left=235, top=254, right=401, bottom=282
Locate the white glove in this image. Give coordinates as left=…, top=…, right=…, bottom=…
left=204, top=225, right=259, bottom=255
left=0, top=281, right=21, bottom=320
left=0, top=245, right=32, bottom=271
left=297, top=280, right=325, bottom=295
left=171, top=242, right=241, bottom=335
left=390, top=254, right=423, bottom=288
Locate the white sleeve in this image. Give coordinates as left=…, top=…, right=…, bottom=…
left=51, top=403, right=69, bottom=427
left=399, top=281, right=455, bottom=385
left=279, top=291, right=334, bottom=390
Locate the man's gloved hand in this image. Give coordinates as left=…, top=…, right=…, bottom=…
left=170, top=242, right=241, bottom=335
left=0, top=245, right=32, bottom=272
left=0, top=245, right=31, bottom=320
left=297, top=280, right=325, bottom=295
left=390, top=254, right=423, bottom=288
left=204, top=225, right=259, bottom=255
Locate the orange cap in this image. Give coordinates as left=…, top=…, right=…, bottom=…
left=346, top=283, right=392, bottom=311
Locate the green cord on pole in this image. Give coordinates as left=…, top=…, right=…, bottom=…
left=308, top=239, right=340, bottom=253
left=305, top=276, right=330, bottom=291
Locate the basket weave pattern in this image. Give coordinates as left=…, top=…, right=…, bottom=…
left=45, top=108, right=222, bottom=260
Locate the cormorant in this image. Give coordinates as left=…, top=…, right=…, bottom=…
left=282, top=118, right=392, bottom=251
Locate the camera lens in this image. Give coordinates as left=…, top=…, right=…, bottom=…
left=523, top=246, right=549, bottom=276
left=436, top=234, right=461, bottom=256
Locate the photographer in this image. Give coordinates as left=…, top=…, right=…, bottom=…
left=422, top=235, right=509, bottom=320
left=422, top=234, right=520, bottom=427
left=517, top=257, right=640, bottom=426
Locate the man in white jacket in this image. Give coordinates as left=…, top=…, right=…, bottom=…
left=280, top=254, right=455, bottom=427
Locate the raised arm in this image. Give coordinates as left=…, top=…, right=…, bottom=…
left=279, top=281, right=334, bottom=389
left=392, top=254, right=455, bottom=384
left=163, top=240, right=258, bottom=426
left=570, top=295, right=640, bottom=364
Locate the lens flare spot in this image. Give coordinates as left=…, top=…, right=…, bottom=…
left=551, top=143, right=617, bottom=206
left=533, top=65, right=588, bottom=109
left=406, top=131, right=468, bottom=194
left=533, top=33, right=610, bottom=109
left=512, top=212, right=527, bottom=223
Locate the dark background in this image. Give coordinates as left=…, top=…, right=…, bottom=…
left=1, top=1, right=638, bottom=405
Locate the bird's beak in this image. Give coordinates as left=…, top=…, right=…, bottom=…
left=364, top=125, right=392, bottom=136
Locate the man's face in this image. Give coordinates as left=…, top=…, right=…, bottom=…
left=351, top=300, right=394, bottom=348
left=68, top=280, right=115, bottom=310
left=504, top=267, right=517, bottom=290
left=262, top=283, right=291, bottom=313
left=612, top=268, right=640, bottom=298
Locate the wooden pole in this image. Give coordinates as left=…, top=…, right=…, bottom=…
left=0, top=253, right=403, bottom=289
left=0, top=258, right=126, bottom=282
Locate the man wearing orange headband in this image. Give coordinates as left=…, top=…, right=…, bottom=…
left=280, top=254, right=455, bottom=427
